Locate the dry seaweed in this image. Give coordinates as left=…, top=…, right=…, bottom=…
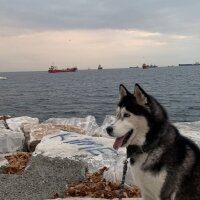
left=4, top=152, right=32, bottom=175
left=63, top=167, right=141, bottom=199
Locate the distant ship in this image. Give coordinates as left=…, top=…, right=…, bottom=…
left=142, top=63, right=158, bottom=69
left=0, top=73, right=7, bottom=80
left=0, top=76, right=7, bottom=80
left=179, top=62, right=200, bottom=66
left=98, top=64, right=103, bottom=70
left=48, top=65, right=77, bottom=73
left=129, top=66, right=139, bottom=68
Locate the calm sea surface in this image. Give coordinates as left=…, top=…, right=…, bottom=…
left=0, top=66, right=200, bottom=125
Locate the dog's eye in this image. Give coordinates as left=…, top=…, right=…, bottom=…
left=124, top=113, right=130, bottom=118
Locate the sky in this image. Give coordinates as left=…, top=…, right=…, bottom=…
left=1, top=0, right=200, bottom=72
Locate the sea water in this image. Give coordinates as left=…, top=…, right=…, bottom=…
left=0, top=66, right=200, bottom=125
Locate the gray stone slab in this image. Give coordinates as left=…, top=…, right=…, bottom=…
left=51, top=198, right=143, bottom=200
left=0, top=155, right=86, bottom=200
left=0, top=120, right=6, bottom=129
left=0, top=154, right=8, bottom=174
left=0, top=129, right=24, bottom=153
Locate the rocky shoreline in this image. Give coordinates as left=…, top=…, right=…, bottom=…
left=0, top=115, right=128, bottom=200
left=0, top=115, right=200, bottom=200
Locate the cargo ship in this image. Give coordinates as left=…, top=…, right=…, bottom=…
left=142, top=63, right=158, bottom=69
left=179, top=62, right=200, bottom=66
left=48, top=65, right=77, bottom=73
left=98, top=64, right=103, bottom=70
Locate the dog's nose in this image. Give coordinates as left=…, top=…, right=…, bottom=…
left=106, top=126, right=113, bottom=135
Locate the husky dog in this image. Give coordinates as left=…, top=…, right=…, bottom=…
left=106, top=83, right=200, bottom=200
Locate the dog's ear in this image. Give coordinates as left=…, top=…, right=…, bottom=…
left=134, top=84, right=149, bottom=106
left=119, top=84, right=128, bottom=99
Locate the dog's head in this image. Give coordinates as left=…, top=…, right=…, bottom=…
left=106, top=83, right=168, bottom=150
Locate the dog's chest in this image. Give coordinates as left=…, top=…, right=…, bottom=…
left=130, top=154, right=167, bottom=200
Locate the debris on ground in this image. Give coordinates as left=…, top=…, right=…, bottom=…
left=0, top=115, right=11, bottom=121
left=57, top=167, right=141, bottom=199
left=56, top=124, right=86, bottom=135
left=4, top=152, right=32, bottom=174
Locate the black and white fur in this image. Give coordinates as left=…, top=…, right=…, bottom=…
left=106, top=83, right=200, bottom=200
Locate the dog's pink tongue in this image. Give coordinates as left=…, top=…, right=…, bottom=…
left=113, top=136, right=125, bottom=150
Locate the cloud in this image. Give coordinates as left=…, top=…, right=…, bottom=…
left=0, top=29, right=197, bottom=72
left=1, top=0, right=200, bottom=71
left=0, top=0, right=200, bottom=35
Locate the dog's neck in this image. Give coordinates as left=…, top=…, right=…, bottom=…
left=126, top=123, right=176, bottom=163
left=126, top=142, right=158, bottom=158
left=126, top=145, right=144, bottom=165
left=126, top=141, right=161, bottom=165
left=127, top=145, right=143, bottom=158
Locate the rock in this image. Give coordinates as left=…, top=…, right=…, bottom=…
left=0, top=154, right=8, bottom=174
left=103, top=156, right=134, bottom=186
left=21, top=123, right=86, bottom=152
left=0, top=155, right=86, bottom=200
left=45, top=115, right=99, bottom=136
left=51, top=198, right=143, bottom=200
left=0, top=120, right=6, bottom=129
left=94, top=115, right=116, bottom=137
left=19, top=115, right=116, bottom=152
left=0, top=129, right=24, bottom=153
left=34, top=131, right=126, bottom=172
left=175, top=121, right=200, bottom=147
left=6, top=116, right=39, bottom=132
left=0, top=115, right=11, bottom=120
